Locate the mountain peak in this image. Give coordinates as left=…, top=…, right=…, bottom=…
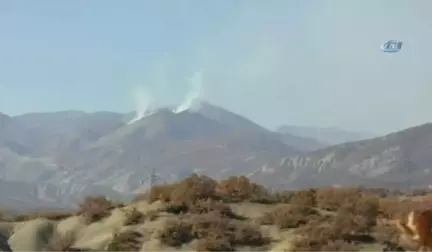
left=172, top=97, right=206, bottom=114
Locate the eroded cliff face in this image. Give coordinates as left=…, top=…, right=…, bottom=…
left=251, top=123, right=432, bottom=190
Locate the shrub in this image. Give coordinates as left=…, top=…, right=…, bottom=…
left=188, top=199, right=243, bottom=219
left=122, top=208, right=145, bottom=226
left=231, top=221, right=269, bottom=246
left=332, top=210, right=369, bottom=237
left=293, top=220, right=353, bottom=251
left=293, top=195, right=381, bottom=252
left=170, top=174, right=218, bottom=204
left=315, top=187, right=361, bottom=211
left=195, top=237, right=234, bottom=251
left=289, top=189, right=316, bottom=207
left=215, top=176, right=271, bottom=203
left=164, top=203, right=189, bottom=215
left=159, top=212, right=269, bottom=249
left=150, top=174, right=217, bottom=204
left=378, top=198, right=401, bottom=219
left=372, top=223, right=399, bottom=244
left=146, top=210, right=159, bottom=221
left=189, top=212, right=231, bottom=240
left=148, top=184, right=175, bottom=203
left=257, top=204, right=319, bottom=229
left=273, top=190, right=294, bottom=203
left=189, top=213, right=268, bottom=248
left=293, top=219, right=360, bottom=251
left=333, top=195, right=379, bottom=235
left=300, top=219, right=340, bottom=239
left=378, top=197, right=432, bottom=220
left=106, top=230, right=143, bottom=251
left=159, top=220, right=193, bottom=247
left=163, top=198, right=244, bottom=220
left=77, top=196, right=116, bottom=223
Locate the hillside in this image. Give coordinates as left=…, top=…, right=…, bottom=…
left=0, top=175, right=423, bottom=252
left=0, top=102, right=318, bottom=208
left=193, top=102, right=325, bottom=151
left=2, top=102, right=431, bottom=209
left=277, top=125, right=375, bottom=145
left=252, top=123, right=432, bottom=190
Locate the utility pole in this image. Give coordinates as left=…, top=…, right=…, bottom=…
left=149, top=167, right=157, bottom=189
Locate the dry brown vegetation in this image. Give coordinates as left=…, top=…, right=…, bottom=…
left=159, top=212, right=269, bottom=251
left=4, top=174, right=432, bottom=251
left=129, top=174, right=432, bottom=251
left=106, top=230, right=143, bottom=251
left=77, top=195, right=118, bottom=223
left=122, top=207, right=146, bottom=226
left=257, top=204, right=319, bottom=228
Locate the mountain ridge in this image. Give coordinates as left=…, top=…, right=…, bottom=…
left=1, top=101, right=430, bottom=209
left=252, top=122, right=432, bottom=190
left=0, top=102, right=312, bottom=208
left=277, top=124, right=375, bottom=145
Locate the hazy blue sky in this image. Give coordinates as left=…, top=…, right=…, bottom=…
left=1, top=0, right=431, bottom=134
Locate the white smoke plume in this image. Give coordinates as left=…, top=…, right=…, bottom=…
left=173, top=71, right=205, bottom=113
left=128, top=87, right=157, bottom=124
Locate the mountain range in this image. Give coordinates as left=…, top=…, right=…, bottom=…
left=252, top=123, right=432, bottom=190
left=0, top=101, right=429, bottom=210
left=277, top=125, right=375, bottom=145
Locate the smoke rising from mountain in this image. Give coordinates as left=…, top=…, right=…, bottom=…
left=173, top=71, right=205, bottom=113
left=127, top=87, right=157, bottom=124
left=127, top=70, right=205, bottom=124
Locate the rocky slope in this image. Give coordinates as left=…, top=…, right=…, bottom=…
left=0, top=102, right=318, bottom=208
left=252, top=123, right=432, bottom=190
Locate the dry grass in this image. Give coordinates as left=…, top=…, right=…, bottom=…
left=77, top=196, right=117, bottom=223
left=159, top=220, right=193, bottom=247
left=287, top=189, right=317, bottom=207
left=106, top=230, right=143, bottom=251
left=159, top=212, right=269, bottom=250
left=215, top=176, right=274, bottom=203
left=315, top=187, right=361, bottom=211
left=147, top=174, right=218, bottom=204
left=257, top=204, right=319, bottom=229
left=7, top=175, right=432, bottom=251
left=195, top=237, right=234, bottom=251
left=141, top=174, right=275, bottom=206
left=291, top=193, right=381, bottom=251
left=122, top=208, right=146, bottom=226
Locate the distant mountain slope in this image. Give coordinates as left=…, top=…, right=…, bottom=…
left=278, top=132, right=328, bottom=151
left=3, top=102, right=427, bottom=209
left=13, top=111, right=125, bottom=156
left=190, top=102, right=325, bottom=151
left=191, top=101, right=267, bottom=132
left=0, top=102, right=316, bottom=208
left=0, top=113, right=33, bottom=155
left=277, top=125, right=375, bottom=145
left=252, top=123, right=432, bottom=190
left=54, top=109, right=300, bottom=194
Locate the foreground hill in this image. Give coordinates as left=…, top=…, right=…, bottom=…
left=0, top=175, right=424, bottom=252
left=252, top=123, right=432, bottom=190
